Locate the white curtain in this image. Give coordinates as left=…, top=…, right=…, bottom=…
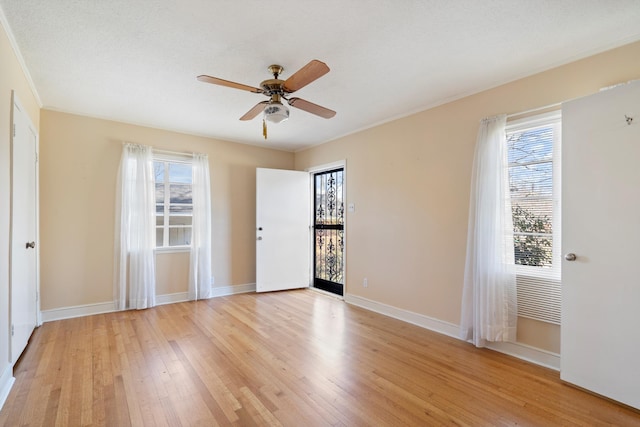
left=189, top=153, right=212, bottom=300
left=114, top=143, right=157, bottom=310
left=460, top=115, right=517, bottom=347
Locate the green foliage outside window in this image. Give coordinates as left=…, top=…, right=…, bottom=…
left=512, top=205, right=552, bottom=267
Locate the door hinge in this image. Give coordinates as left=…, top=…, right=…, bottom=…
left=11, top=324, right=14, bottom=336
left=13, top=123, right=16, bottom=137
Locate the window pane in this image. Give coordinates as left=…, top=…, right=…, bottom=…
left=507, top=127, right=553, bottom=165
left=169, top=227, right=191, bottom=246
left=156, top=204, right=164, bottom=214
left=514, top=235, right=553, bottom=267
left=512, top=201, right=552, bottom=234
left=170, top=205, right=193, bottom=214
left=170, top=184, right=192, bottom=204
left=155, top=183, right=165, bottom=203
left=155, top=227, right=163, bottom=247
left=156, top=215, right=164, bottom=226
left=509, top=162, right=553, bottom=199
left=154, top=161, right=164, bottom=182
left=169, top=163, right=192, bottom=184
left=169, top=215, right=192, bottom=226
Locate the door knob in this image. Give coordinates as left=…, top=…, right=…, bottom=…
left=564, top=253, right=577, bottom=261
left=257, top=236, right=262, bottom=241
left=25, top=241, right=35, bottom=249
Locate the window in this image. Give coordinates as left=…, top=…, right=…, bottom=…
left=506, top=111, right=561, bottom=324
left=154, top=157, right=193, bottom=248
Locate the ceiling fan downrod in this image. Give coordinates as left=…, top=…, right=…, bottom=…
left=268, top=64, right=283, bottom=79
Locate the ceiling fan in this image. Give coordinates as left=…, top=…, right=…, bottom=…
left=197, top=59, right=336, bottom=133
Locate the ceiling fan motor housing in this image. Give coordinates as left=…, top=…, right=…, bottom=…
left=260, top=79, right=286, bottom=96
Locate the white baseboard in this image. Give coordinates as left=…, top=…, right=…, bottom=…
left=486, top=341, right=560, bottom=371
left=156, top=292, right=189, bottom=306
left=345, top=294, right=461, bottom=337
left=344, top=293, right=560, bottom=371
left=211, top=283, right=256, bottom=297
left=0, top=364, right=15, bottom=412
left=41, top=283, right=257, bottom=322
left=41, top=301, right=116, bottom=322
left=155, top=283, right=256, bottom=301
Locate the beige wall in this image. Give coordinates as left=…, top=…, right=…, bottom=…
left=39, top=110, right=293, bottom=310
left=1, top=20, right=40, bottom=384
left=295, top=40, right=640, bottom=353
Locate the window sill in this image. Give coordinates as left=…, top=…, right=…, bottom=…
left=155, top=246, right=191, bottom=254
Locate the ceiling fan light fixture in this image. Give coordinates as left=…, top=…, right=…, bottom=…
left=264, top=101, right=289, bottom=123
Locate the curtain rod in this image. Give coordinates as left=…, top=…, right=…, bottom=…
left=121, top=142, right=193, bottom=157
left=153, top=148, right=193, bottom=157
left=507, top=102, right=561, bottom=119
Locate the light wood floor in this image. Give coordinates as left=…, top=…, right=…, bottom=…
left=1, top=290, right=638, bottom=426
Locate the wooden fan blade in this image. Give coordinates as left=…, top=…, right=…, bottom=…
left=288, top=97, right=336, bottom=119
left=240, top=101, right=269, bottom=121
left=197, top=75, right=263, bottom=93
left=283, top=60, right=330, bottom=93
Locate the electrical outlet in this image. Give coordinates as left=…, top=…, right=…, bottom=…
left=363, top=278, right=368, bottom=288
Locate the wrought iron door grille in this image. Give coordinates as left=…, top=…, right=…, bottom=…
left=314, top=169, right=344, bottom=295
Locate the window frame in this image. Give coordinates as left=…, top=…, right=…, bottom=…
left=506, top=111, right=562, bottom=279
left=153, top=153, right=193, bottom=253
left=506, top=111, right=562, bottom=325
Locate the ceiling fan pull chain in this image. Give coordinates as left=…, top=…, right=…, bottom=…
left=263, top=119, right=268, bottom=139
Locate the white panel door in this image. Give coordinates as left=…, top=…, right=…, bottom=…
left=561, top=80, right=640, bottom=409
left=256, top=168, right=310, bottom=292
left=10, top=95, right=39, bottom=362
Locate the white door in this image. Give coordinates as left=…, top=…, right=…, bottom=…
left=10, top=94, right=39, bottom=362
left=256, top=168, right=310, bottom=292
left=561, top=80, right=640, bottom=409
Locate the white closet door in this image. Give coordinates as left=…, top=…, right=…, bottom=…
left=10, top=94, right=39, bottom=362
left=561, top=80, right=640, bottom=409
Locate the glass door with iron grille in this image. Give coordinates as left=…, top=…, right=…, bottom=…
left=313, top=168, right=345, bottom=295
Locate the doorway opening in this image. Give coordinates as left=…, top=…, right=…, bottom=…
left=313, top=168, right=345, bottom=296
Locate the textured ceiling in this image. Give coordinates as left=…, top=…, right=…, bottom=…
left=2, top=1, right=640, bottom=151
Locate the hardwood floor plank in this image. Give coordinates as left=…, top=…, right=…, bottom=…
left=1, top=289, right=639, bottom=426
left=238, top=386, right=282, bottom=427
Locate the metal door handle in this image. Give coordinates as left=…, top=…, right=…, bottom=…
left=25, top=241, right=35, bottom=249
left=564, top=253, right=577, bottom=261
